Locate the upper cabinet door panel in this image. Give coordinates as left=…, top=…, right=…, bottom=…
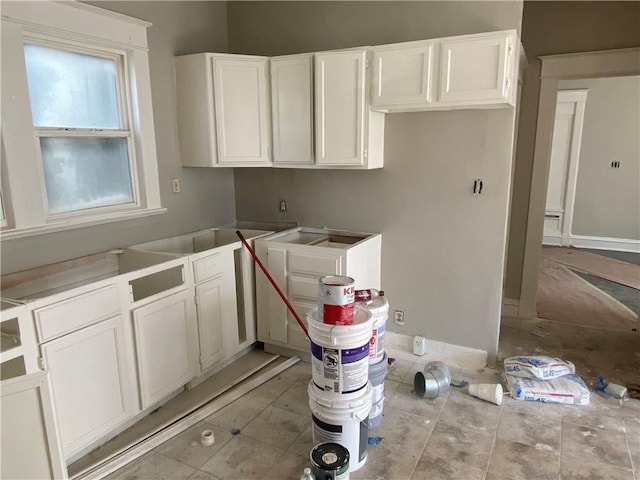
left=212, top=56, right=272, bottom=166
left=271, top=54, right=314, bottom=166
left=372, top=41, right=436, bottom=108
left=315, top=50, right=367, bottom=166
left=439, top=32, right=513, bottom=104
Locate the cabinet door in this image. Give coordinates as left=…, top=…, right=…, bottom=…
left=41, top=316, right=135, bottom=459
left=372, top=41, right=436, bottom=108
left=1, top=371, right=67, bottom=479
left=212, top=56, right=272, bottom=166
left=271, top=54, right=314, bottom=166
left=133, top=289, right=198, bottom=409
left=315, top=50, right=368, bottom=166
left=195, top=273, right=238, bottom=371
left=439, top=32, right=513, bottom=104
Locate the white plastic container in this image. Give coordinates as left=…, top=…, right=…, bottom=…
left=367, top=353, right=387, bottom=428
left=308, top=307, right=373, bottom=397
left=359, top=296, right=388, bottom=364
left=308, top=381, right=372, bottom=472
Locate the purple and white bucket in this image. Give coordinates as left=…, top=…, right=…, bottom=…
left=307, top=307, right=373, bottom=398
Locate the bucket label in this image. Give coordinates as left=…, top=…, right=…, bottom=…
left=369, top=325, right=385, bottom=360
left=312, top=342, right=369, bottom=394
left=318, top=277, right=355, bottom=325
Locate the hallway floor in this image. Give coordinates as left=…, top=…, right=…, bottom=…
left=107, top=342, right=640, bottom=480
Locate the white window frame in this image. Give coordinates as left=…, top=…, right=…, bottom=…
left=1, top=1, right=165, bottom=240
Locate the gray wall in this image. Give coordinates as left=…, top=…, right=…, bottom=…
left=503, top=1, right=640, bottom=300
left=559, top=76, right=640, bottom=241
left=228, top=1, right=523, bottom=355
left=1, top=1, right=233, bottom=274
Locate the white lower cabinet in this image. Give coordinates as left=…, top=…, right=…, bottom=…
left=196, top=276, right=230, bottom=371
left=132, top=288, right=198, bottom=409
left=1, top=371, right=67, bottom=479
left=256, top=228, right=382, bottom=354
left=41, top=315, right=135, bottom=460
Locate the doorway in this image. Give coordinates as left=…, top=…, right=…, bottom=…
left=504, top=49, right=640, bottom=396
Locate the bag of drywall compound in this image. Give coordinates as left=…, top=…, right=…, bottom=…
left=502, top=373, right=591, bottom=405
left=503, top=356, right=575, bottom=380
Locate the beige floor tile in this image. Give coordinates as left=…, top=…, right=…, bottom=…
left=627, top=423, right=640, bottom=476
left=205, top=395, right=266, bottom=431
left=385, top=358, right=414, bottom=382
left=561, top=460, right=635, bottom=480
left=351, top=408, right=434, bottom=480
left=188, top=471, right=221, bottom=480
left=105, top=451, right=196, bottom=480
left=199, top=435, right=284, bottom=479
left=154, top=421, right=233, bottom=469
left=487, top=438, right=560, bottom=480
left=562, top=395, right=631, bottom=434
left=437, top=389, right=501, bottom=436
left=503, top=395, right=563, bottom=421
left=497, top=408, right=561, bottom=450
left=412, top=460, right=485, bottom=480
left=414, top=416, right=494, bottom=477
left=561, top=421, right=633, bottom=471
left=240, top=404, right=309, bottom=449
left=285, top=426, right=314, bottom=459
left=271, top=381, right=312, bottom=417
left=386, top=381, right=448, bottom=418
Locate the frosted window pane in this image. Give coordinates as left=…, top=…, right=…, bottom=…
left=24, top=45, right=120, bottom=129
left=40, top=137, right=134, bottom=214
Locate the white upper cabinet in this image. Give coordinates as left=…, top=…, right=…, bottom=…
left=372, top=40, right=437, bottom=110
left=315, top=49, right=384, bottom=169
left=370, top=30, right=519, bottom=112
left=175, top=53, right=272, bottom=167
left=438, top=30, right=516, bottom=106
left=271, top=54, right=314, bottom=166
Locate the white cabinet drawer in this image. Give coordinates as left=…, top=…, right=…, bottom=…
left=34, top=285, right=121, bottom=343
left=288, top=251, right=340, bottom=276
left=288, top=276, right=318, bottom=301
left=193, top=253, right=223, bottom=283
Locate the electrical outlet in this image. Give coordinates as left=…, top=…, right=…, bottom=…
left=279, top=199, right=287, bottom=212
left=394, top=310, right=405, bottom=326
left=171, top=178, right=181, bottom=194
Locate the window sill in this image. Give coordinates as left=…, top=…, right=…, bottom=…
left=0, top=207, right=167, bottom=241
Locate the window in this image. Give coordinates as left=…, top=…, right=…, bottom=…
left=1, top=1, right=164, bottom=239
left=25, top=43, right=136, bottom=216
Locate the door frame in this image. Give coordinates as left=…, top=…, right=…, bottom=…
left=543, top=89, right=588, bottom=246
left=518, top=47, right=640, bottom=319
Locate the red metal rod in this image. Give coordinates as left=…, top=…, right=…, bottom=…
left=236, top=230, right=310, bottom=340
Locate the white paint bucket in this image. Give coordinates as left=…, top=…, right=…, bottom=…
left=318, top=276, right=355, bottom=325
left=359, top=296, right=388, bottom=363
left=308, top=307, right=373, bottom=397
left=367, top=353, right=387, bottom=428
left=308, top=381, right=372, bottom=472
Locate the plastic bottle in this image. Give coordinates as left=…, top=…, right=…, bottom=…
left=299, top=467, right=315, bottom=480
left=355, top=288, right=384, bottom=302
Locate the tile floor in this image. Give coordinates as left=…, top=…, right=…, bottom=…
left=107, top=337, right=640, bottom=480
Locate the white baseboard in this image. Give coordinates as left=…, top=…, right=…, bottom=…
left=542, top=235, right=562, bottom=246
left=570, top=235, right=640, bottom=253
left=385, top=331, right=487, bottom=369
